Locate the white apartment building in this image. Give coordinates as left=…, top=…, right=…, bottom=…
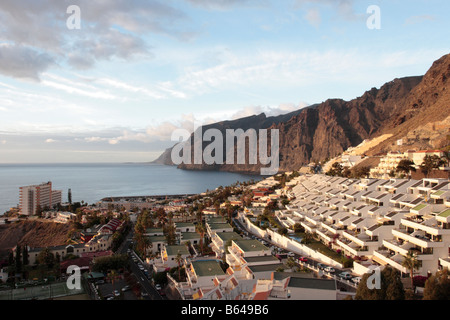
left=19, top=182, right=62, bottom=216
left=287, top=174, right=450, bottom=277
left=370, top=150, right=445, bottom=179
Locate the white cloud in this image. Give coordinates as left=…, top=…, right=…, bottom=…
left=0, top=44, right=55, bottom=81
left=294, top=0, right=361, bottom=21
left=305, top=8, right=321, bottom=28
left=184, top=0, right=264, bottom=10
left=41, top=79, right=117, bottom=100
left=0, top=1, right=193, bottom=80
left=404, top=15, right=436, bottom=25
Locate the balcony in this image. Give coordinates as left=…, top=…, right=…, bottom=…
left=336, top=238, right=369, bottom=257
left=300, top=220, right=317, bottom=233
left=185, top=265, right=198, bottom=286
left=323, top=220, right=345, bottom=233
left=382, top=238, right=413, bottom=256
left=392, top=228, right=444, bottom=248
left=226, top=247, right=243, bottom=268
left=316, top=228, right=335, bottom=243
left=343, top=230, right=377, bottom=247
left=373, top=250, right=408, bottom=273
left=401, top=217, right=450, bottom=236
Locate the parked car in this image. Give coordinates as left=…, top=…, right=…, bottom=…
left=121, top=285, right=131, bottom=292
left=287, top=252, right=295, bottom=257
left=339, top=272, right=353, bottom=280
left=352, top=276, right=362, bottom=284
left=113, top=289, right=121, bottom=297
left=317, top=263, right=327, bottom=270
left=298, top=257, right=308, bottom=263
left=103, top=293, right=114, bottom=300
left=324, top=266, right=335, bottom=273
left=155, top=284, right=162, bottom=291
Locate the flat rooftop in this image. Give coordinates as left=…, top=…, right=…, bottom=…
left=208, top=222, right=233, bottom=230
left=233, top=239, right=269, bottom=252
left=191, top=260, right=225, bottom=277
left=215, top=232, right=243, bottom=242
left=165, top=245, right=190, bottom=256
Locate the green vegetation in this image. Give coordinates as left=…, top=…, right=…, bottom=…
left=91, top=254, right=128, bottom=273
left=355, top=266, right=405, bottom=300
left=423, top=269, right=450, bottom=300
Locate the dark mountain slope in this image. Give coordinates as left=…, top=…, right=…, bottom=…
left=154, top=53, right=450, bottom=174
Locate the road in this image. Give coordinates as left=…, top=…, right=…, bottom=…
left=118, top=226, right=164, bottom=300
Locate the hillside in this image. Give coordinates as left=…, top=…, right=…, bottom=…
left=0, top=220, right=70, bottom=260
left=365, top=53, right=450, bottom=155
left=154, top=53, right=450, bottom=174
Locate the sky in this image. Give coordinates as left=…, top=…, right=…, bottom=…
left=0, top=0, right=449, bottom=163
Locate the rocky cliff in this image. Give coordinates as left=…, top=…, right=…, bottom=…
left=154, top=53, right=450, bottom=174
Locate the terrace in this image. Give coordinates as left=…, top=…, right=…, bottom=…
left=336, top=237, right=369, bottom=257
left=392, top=227, right=445, bottom=248
left=372, top=249, right=409, bottom=273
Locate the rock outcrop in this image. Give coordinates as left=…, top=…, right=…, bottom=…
left=154, top=53, right=450, bottom=174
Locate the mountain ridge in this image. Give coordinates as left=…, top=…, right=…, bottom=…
left=153, top=53, right=450, bottom=174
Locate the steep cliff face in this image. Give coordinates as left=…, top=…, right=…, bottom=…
left=366, top=53, right=450, bottom=155
left=154, top=53, right=450, bottom=174
left=272, top=75, right=423, bottom=172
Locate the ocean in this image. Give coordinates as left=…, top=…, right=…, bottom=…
left=0, top=163, right=262, bottom=215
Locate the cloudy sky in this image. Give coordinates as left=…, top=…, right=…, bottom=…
left=0, top=0, right=449, bottom=163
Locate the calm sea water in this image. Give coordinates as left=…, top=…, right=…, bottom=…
left=0, top=163, right=262, bottom=215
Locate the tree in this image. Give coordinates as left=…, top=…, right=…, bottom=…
left=355, top=266, right=405, bottom=300
left=68, top=188, right=72, bottom=205
left=15, top=245, right=22, bottom=274
left=225, top=201, right=233, bottom=222
left=91, top=254, right=128, bottom=273
left=441, top=151, right=450, bottom=167
left=175, top=252, right=183, bottom=282
left=164, top=223, right=177, bottom=246
left=8, top=251, right=14, bottom=269
left=396, top=159, right=416, bottom=178
left=301, top=232, right=315, bottom=245
left=286, top=257, right=296, bottom=270
left=421, top=155, right=445, bottom=177
left=423, top=269, right=450, bottom=300
left=326, top=162, right=344, bottom=177
left=278, top=227, right=288, bottom=236
left=402, top=251, right=421, bottom=290
left=196, top=223, right=206, bottom=256
left=351, top=166, right=371, bottom=179
left=36, top=247, right=55, bottom=269
left=383, top=266, right=405, bottom=300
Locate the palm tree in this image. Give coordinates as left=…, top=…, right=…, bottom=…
left=196, top=223, right=206, bottom=256
left=402, top=251, right=420, bottom=289
left=175, top=252, right=183, bottom=282
left=141, top=236, right=151, bottom=259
